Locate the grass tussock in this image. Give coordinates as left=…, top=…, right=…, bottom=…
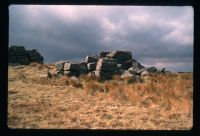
left=84, top=81, right=105, bottom=95
left=79, top=74, right=104, bottom=83
left=19, top=73, right=83, bottom=88
left=29, top=62, right=40, bottom=67
left=81, top=72, right=192, bottom=115
left=30, top=62, right=50, bottom=70
left=80, top=73, right=193, bottom=110
left=123, top=73, right=193, bottom=114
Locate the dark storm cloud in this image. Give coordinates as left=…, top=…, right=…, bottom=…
left=9, top=5, right=193, bottom=71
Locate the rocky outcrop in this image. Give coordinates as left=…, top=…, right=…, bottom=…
left=52, top=50, right=166, bottom=80
left=9, top=45, right=44, bottom=65
left=27, top=49, right=44, bottom=64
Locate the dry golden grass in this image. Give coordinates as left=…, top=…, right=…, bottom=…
left=8, top=64, right=193, bottom=129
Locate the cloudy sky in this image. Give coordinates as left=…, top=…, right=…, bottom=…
left=9, top=5, right=193, bottom=72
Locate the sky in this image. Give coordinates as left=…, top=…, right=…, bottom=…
left=9, top=5, right=193, bottom=72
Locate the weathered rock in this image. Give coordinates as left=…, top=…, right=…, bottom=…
left=16, top=56, right=30, bottom=65
left=64, top=62, right=80, bottom=71
left=9, top=46, right=29, bottom=64
left=55, top=61, right=67, bottom=71
left=79, top=61, right=87, bottom=67
left=64, top=71, right=79, bottom=77
left=141, top=70, right=149, bottom=77
left=87, top=62, right=97, bottom=71
left=85, top=56, right=98, bottom=63
left=96, top=58, right=117, bottom=72
left=160, top=68, right=165, bottom=73
left=128, top=67, right=138, bottom=75
left=27, top=49, right=44, bottom=64
left=95, top=71, right=115, bottom=79
left=79, top=67, right=88, bottom=74
left=99, top=51, right=109, bottom=58
left=128, top=67, right=145, bottom=75
left=103, top=58, right=118, bottom=63
left=146, top=66, right=157, bottom=73
left=121, top=70, right=133, bottom=78
left=57, top=70, right=64, bottom=75
left=137, top=68, right=146, bottom=74
left=132, top=62, right=145, bottom=69
left=106, top=50, right=132, bottom=61
left=9, top=45, right=44, bottom=65
left=119, top=59, right=133, bottom=70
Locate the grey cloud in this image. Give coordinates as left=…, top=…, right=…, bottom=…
left=9, top=5, right=193, bottom=72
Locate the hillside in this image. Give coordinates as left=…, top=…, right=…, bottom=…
left=8, top=63, right=193, bottom=129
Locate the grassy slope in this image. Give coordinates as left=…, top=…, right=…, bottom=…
left=8, top=63, right=193, bottom=129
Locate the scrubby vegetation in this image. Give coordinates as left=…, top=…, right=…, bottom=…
left=8, top=63, right=193, bottom=129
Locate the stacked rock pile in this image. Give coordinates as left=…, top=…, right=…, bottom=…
left=52, top=50, right=165, bottom=80
left=9, top=46, right=44, bottom=65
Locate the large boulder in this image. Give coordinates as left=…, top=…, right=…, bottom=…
left=79, top=61, right=88, bottom=74
left=79, top=67, right=88, bottom=75
left=85, top=56, right=98, bottom=63
left=119, top=59, right=133, bottom=70
left=106, top=50, right=132, bottom=61
left=132, top=62, right=145, bottom=69
left=95, top=58, right=119, bottom=79
left=95, top=70, right=120, bottom=79
left=146, top=66, right=157, bottom=73
left=158, top=68, right=165, bottom=73
left=55, top=61, right=67, bottom=71
left=96, top=58, right=117, bottom=72
left=99, top=51, right=109, bottom=58
left=128, top=67, right=138, bottom=75
left=79, top=61, right=87, bottom=67
left=63, top=62, right=80, bottom=71
left=128, top=67, right=145, bottom=75
left=87, top=62, right=97, bottom=71
left=120, top=70, right=133, bottom=78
